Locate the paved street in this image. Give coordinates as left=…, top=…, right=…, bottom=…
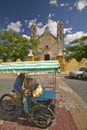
left=0, top=75, right=87, bottom=130
left=62, top=75, right=87, bottom=103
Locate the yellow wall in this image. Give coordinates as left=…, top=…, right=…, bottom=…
left=26, top=56, right=34, bottom=61
left=56, top=56, right=65, bottom=71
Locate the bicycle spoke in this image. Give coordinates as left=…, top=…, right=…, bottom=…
left=0, top=94, right=15, bottom=111
left=32, top=106, right=53, bottom=128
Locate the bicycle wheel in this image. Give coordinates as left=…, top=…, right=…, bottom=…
left=0, top=94, right=16, bottom=111
left=32, top=105, right=54, bottom=128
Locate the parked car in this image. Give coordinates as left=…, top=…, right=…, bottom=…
left=69, top=67, right=87, bottom=79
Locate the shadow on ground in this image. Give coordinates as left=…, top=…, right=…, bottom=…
left=0, top=104, right=37, bottom=128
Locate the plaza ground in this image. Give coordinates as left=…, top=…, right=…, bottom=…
left=0, top=75, right=87, bottom=130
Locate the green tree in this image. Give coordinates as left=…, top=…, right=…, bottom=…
left=0, top=30, right=40, bottom=61
left=65, top=36, right=87, bottom=61
left=30, top=39, right=40, bottom=56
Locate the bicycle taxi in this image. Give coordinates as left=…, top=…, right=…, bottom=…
left=0, top=60, right=60, bottom=128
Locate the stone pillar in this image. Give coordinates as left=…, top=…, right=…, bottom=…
left=26, top=50, right=34, bottom=61
left=26, top=56, right=34, bottom=61
left=56, top=49, right=65, bottom=72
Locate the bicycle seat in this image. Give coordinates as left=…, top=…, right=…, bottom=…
left=12, top=90, right=15, bottom=93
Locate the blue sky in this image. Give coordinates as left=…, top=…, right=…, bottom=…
left=0, top=0, right=87, bottom=45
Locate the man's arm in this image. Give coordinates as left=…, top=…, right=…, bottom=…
left=17, top=82, right=24, bottom=94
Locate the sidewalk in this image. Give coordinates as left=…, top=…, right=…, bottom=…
left=56, top=77, right=87, bottom=130
left=0, top=76, right=87, bottom=130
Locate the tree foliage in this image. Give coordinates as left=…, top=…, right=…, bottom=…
left=0, top=30, right=40, bottom=62
left=65, top=36, right=87, bottom=61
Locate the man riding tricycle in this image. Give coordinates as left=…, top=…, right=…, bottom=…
left=0, top=60, right=60, bottom=128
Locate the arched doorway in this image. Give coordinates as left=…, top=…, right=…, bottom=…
left=44, top=45, right=50, bottom=60
left=44, top=54, right=50, bottom=60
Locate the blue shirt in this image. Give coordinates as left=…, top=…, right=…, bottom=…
left=13, top=76, right=23, bottom=92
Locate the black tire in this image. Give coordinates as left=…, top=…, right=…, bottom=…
left=0, top=94, right=16, bottom=111
left=77, top=75, right=82, bottom=79
left=31, top=105, right=54, bottom=128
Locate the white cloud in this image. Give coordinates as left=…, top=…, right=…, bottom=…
left=37, top=22, right=43, bottom=26
left=60, top=3, right=65, bottom=7
left=7, top=21, right=22, bottom=33
left=48, top=13, right=55, bottom=18
left=49, top=0, right=58, bottom=6
left=47, top=19, right=57, bottom=36
left=37, top=26, right=45, bottom=36
left=36, top=19, right=58, bottom=37
left=23, top=34, right=30, bottom=40
left=28, top=19, right=37, bottom=28
left=64, top=27, right=72, bottom=34
left=60, top=3, right=69, bottom=7
left=64, top=31, right=87, bottom=44
left=60, top=3, right=72, bottom=10
left=74, top=0, right=87, bottom=11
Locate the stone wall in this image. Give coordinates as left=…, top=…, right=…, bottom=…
left=64, top=58, right=87, bottom=72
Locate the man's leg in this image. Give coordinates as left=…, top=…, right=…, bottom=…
left=15, top=91, right=23, bottom=104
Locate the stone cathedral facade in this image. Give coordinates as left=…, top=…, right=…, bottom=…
left=30, top=21, right=64, bottom=60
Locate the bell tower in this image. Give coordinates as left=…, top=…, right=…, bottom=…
left=57, top=21, right=64, bottom=55
left=56, top=21, right=65, bottom=71
left=30, top=24, right=37, bottom=39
